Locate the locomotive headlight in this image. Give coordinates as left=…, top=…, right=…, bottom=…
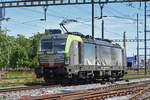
left=65, top=57, right=70, bottom=65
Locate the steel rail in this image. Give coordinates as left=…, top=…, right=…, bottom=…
left=21, top=80, right=150, bottom=100
left=76, top=87, right=143, bottom=100
left=63, top=81, right=150, bottom=100
left=129, top=84, right=150, bottom=100
left=0, top=85, right=61, bottom=93
left=141, top=94, right=150, bottom=100
left=0, top=77, right=149, bottom=93
left=24, top=85, right=145, bottom=100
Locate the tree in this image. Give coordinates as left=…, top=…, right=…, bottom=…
left=0, top=30, right=10, bottom=69
left=0, top=29, right=47, bottom=69
left=10, top=45, right=29, bottom=68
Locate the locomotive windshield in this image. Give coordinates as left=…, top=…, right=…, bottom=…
left=41, top=39, right=66, bottom=52
left=41, top=40, right=53, bottom=51
left=54, top=39, right=66, bottom=52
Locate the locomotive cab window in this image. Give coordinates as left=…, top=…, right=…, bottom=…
left=41, top=39, right=52, bottom=51
left=40, top=39, right=66, bottom=52
left=54, top=39, right=66, bottom=52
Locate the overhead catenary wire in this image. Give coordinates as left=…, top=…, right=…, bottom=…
left=20, top=8, right=66, bottom=19
left=4, top=7, right=94, bottom=35
left=105, top=30, right=122, bottom=37
left=20, top=7, right=92, bottom=25
left=106, top=6, right=131, bottom=17
left=105, top=5, right=142, bottom=20
left=3, top=8, right=62, bottom=32
left=3, top=18, right=45, bottom=32
left=14, top=5, right=139, bottom=26
left=4, top=4, right=145, bottom=39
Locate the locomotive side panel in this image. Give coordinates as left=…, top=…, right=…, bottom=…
left=111, top=47, right=123, bottom=67
left=96, top=45, right=112, bottom=66
left=84, top=43, right=95, bottom=65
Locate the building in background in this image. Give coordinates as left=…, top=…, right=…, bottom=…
left=127, top=56, right=150, bottom=70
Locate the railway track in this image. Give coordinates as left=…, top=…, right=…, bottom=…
left=128, top=84, right=150, bottom=100
left=1, top=77, right=150, bottom=100
left=19, top=79, right=150, bottom=100
left=0, top=77, right=139, bottom=93
left=0, top=85, right=61, bottom=93
left=141, top=94, right=150, bottom=100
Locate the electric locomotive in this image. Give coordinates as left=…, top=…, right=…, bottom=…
left=35, top=29, right=127, bottom=83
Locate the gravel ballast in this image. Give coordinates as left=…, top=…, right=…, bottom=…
left=1, top=78, right=150, bottom=100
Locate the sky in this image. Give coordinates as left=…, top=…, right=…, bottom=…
left=1, top=2, right=150, bottom=57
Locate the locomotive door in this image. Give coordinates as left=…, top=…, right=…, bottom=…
left=70, top=41, right=81, bottom=65
left=73, top=41, right=79, bottom=65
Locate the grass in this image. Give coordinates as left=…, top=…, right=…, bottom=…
left=128, top=69, right=150, bottom=74
left=123, top=69, right=150, bottom=79
left=0, top=82, right=8, bottom=87
left=1, top=69, right=150, bottom=87
left=3, top=72, right=34, bottom=78
left=0, top=71, right=44, bottom=87
left=123, top=73, right=150, bottom=79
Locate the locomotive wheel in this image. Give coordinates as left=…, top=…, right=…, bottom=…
left=101, top=78, right=106, bottom=84
left=109, top=77, right=115, bottom=83
left=115, top=75, right=120, bottom=81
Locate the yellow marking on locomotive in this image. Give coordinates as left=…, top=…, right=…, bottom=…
left=44, top=55, right=50, bottom=59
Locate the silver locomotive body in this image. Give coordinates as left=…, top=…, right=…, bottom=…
left=35, top=31, right=127, bottom=83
